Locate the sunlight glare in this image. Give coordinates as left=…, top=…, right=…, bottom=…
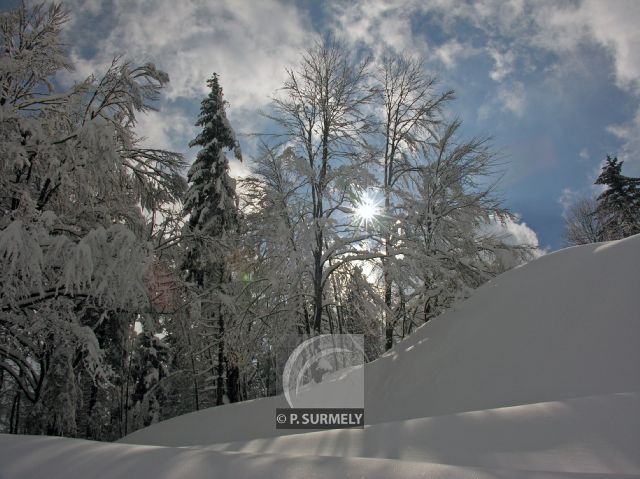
left=354, top=192, right=380, bottom=227
left=356, top=201, right=377, bottom=221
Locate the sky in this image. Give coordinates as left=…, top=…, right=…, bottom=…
left=12, top=0, right=640, bottom=250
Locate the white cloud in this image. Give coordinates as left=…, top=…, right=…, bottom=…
left=73, top=0, right=310, bottom=109
left=483, top=214, right=545, bottom=258
left=488, top=47, right=516, bottom=82
left=434, top=40, right=475, bottom=69
left=606, top=110, right=640, bottom=174
left=558, top=187, right=580, bottom=218
left=498, top=81, right=526, bottom=116
left=528, top=1, right=640, bottom=165
left=479, top=81, right=526, bottom=119
left=135, top=108, right=194, bottom=152
left=538, top=0, right=640, bottom=93
left=421, top=0, right=640, bottom=164
left=329, top=1, right=640, bottom=94
left=328, top=0, right=422, bottom=56
left=499, top=215, right=540, bottom=249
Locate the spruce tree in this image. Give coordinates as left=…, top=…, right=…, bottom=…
left=182, top=73, right=241, bottom=406
left=595, top=156, right=640, bottom=240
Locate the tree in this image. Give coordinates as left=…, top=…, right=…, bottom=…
left=129, top=331, right=170, bottom=430
left=242, top=45, right=534, bottom=358
left=562, top=196, right=605, bottom=245
left=595, top=156, right=640, bottom=240
left=267, top=37, right=377, bottom=335
left=241, top=145, right=314, bottom=336
left=0, top=9, right=542, bottom=435
left=375, top=53, right=454, bottom=350
left=180, top=73, right=242, bottom=406
left=0, top=1, right=185, bottom=436
left=388, top=119, right=532, bottom=337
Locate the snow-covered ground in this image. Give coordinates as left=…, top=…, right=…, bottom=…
left=2, top=235, right=639, bottom=478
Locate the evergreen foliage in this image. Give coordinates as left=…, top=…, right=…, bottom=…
left=595, top=156, right=640, bottom=240
left=179, top=73, right=242, bottom=407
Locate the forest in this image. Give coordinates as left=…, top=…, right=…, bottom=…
left=1, top=1, right=638, bottom=441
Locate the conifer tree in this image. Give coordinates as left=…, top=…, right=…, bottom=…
left=181, top=73, right=242, bottom=406
left=595, top=156, right=640, bottom=240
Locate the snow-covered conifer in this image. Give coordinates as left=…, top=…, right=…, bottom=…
left=595, top=156, right=640, bottom=240
left=180, top=73, right=242, bottom=406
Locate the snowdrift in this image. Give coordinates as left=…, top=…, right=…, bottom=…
left=1, top=235, right=639, bottom=478
left=122, top=234, right=640, bottom=446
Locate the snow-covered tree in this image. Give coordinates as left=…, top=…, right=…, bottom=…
left=389, top=119, right=533, bottom=337
left=266, top=38, right=378, bottom=335
left=180, top=73, right=242, bottom=406
left=0, top=2, right=185, bottom=436
left=375, top=53, right=454, bottom=350
left=129, top=331, right=170, bottom=430
left=241, top=45, right=535, bottom=358
left=595, top=156, right=640, bottom=240
left=241, top=145, right=313, bottom=333
left=0, top=7, right=543, bottom=433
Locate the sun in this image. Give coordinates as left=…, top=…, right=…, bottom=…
left=355, top=200, right=378, bottom=222
left=353, top=191, right=381, bottom=228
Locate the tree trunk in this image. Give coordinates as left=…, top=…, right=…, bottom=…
left=9, top=391, right=20, bottom=434
left=226, top=359, right=240, bottom=403
left=312, top=250, right=324, bottom=334
left=180, top=314, right=200, bottom=410
left=123, top=321, right=135, bottom=436
left=216, top=304, right=225, bottom=406
left=85, top=382, right=98, bottom=438
left=384, top=238, right=394, bottom=351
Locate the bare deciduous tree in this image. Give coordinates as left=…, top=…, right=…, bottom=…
left=267, top=38, right=376, bottom=334
left=376, top=53, right=454, bottom=350
left=563, top=197, right=604, bottom=245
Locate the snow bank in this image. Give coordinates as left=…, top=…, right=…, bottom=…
left=204, top=392, right=640, bottom=474
left=0, top=433, right=636, bottom=479
left=122, top=234, right=640, bottom=446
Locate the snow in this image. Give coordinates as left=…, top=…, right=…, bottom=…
left=204, top=392, right=640, bottom=474
left=2, top=234, right=640, bottom=478
left=4, top=434, right=636, bottom=479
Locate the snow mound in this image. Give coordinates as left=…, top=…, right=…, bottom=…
left=1, top=235, right=639, bottom=478
left=122, top=234, right=640, bottom=446
left=2, top=434, right=636, bottom=479
left=204, top=392, right=640, bottom=474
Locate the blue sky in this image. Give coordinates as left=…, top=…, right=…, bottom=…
left=16, top=0, right=640, bottom=250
